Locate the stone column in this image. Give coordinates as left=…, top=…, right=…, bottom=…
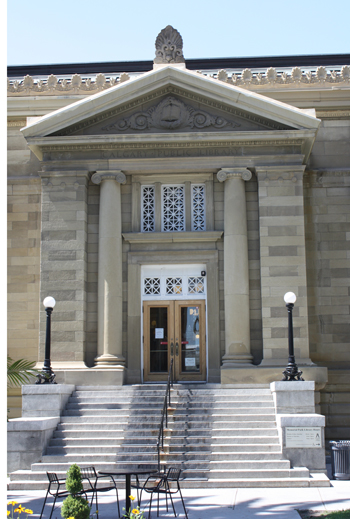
left=217, top=168, right=253, bottom=366
left=92, top=171, right=126, bottom=369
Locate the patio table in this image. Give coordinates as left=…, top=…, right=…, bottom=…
left=98, top=467, right=158, bottom=517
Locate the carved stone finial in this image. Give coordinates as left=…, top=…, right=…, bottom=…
left=154, top=25, right=185, bottom=64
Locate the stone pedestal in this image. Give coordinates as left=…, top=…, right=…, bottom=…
left=7, top=384, right=75, bottom=472
left=22, top=383, right=75, bottom=417
left=92, top=171, right=126, bottom=379
left=217, top=168, right=253, bottom=367
left=271, top=381, right=327, bottom=474
left=277, top=414, right=326, bottom=472
left=271, top=381, right=316, bottom=414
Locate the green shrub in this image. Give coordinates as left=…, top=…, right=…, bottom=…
left=65, top=464, right=83, bottom=496
left=61, top=464, right=90, bottom=519
left=61, top=495, right=90, bottom=519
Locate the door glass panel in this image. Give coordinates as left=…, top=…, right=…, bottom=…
left=149, top=307, right=168, bottom=373
left=180, top=306, right=200, bottom=373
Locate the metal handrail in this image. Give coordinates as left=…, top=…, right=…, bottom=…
left=156, top=358, right=174, bottom=473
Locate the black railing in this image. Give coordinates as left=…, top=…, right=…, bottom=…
left=156, top=358, right=174, bottom=473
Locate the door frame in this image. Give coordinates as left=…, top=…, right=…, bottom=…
left=142, top=299, right=207, bottom=382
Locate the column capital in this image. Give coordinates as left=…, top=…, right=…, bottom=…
left=91, top=170, right=126, bottom=185
left=217, top=168, right=252, bottom=183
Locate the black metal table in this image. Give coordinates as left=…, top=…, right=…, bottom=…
left=98, top=468, right=158, bottom=516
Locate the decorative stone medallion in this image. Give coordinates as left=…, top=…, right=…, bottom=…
left=101, top=96, right=240, bottom=132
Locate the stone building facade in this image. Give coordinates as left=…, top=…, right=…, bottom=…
left=7, top=27, right=350, bottom=440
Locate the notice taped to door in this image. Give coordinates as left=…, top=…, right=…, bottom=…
left=285, top=427, right=322, bottom=448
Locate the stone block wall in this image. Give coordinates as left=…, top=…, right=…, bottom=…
left=8, top=173, right=41, bottom=418
left=305, top=117, right=350, bottom=440
left=304, top=168, right=350, bottom=368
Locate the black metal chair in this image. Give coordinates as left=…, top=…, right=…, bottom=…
left=140, top=467, right=188, bottom=519
left=80, top=466, right=120, bottom=517
left=39, top=472, right=88, bottom=519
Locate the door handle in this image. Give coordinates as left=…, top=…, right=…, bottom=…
left=175, top=339, right=179, bottom=356
left=170, top=341, right=174, bottom=356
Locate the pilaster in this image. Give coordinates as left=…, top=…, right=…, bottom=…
left=256, top=165, right=312, bottom=366
left=39, top=171, right=89, bottom=368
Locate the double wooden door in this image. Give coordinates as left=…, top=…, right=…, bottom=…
left=143, top=300, right=206, bottom=382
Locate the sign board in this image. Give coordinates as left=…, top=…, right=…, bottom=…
left=155, top=328, right=164, bottom=339
left=185, top=357, right=196, bottom=367
left=285, top=427, right=322, bottom=448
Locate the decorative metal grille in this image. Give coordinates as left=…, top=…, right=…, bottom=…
left=144, top=278, right=161, bottom=295
left=166, top=277, right=183, bottom=295
left=188, top=277, right=205, bottom=294
left=162, top=186, right=185, bottom=232
left=142, top=186, right=155, bottom=232
left=191, top=185, right=206, bottom=231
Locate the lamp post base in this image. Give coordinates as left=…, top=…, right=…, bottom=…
left=35, top=371, right=56, bottom=384
left=281, top=364, right=304, bottom=381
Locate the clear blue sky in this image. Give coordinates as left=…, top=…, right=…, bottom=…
left=7, top=0, right=350, bottom=66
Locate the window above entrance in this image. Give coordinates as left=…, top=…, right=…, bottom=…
left=142, top=265, right=206, bottom=300
left=141, top=183, right=206, bottom=232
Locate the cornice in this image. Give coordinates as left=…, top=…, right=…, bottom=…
left=7, top=65, right=350, bottom=97
left=122, top=231, right=223, bottom=243
left=315, top=110, right=350, bottom=120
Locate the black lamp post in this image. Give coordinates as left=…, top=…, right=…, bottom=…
left=36, top=296, right=57, bottom=384
left=281, top=291, right=304, bottom=381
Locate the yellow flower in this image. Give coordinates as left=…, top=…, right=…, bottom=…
left=129, top=496, right=135, bottom=501
left=7, top=511, right=10, bottom=516
left=67, top=517, right=75, bottom=519
left=131, top=510, right=140, bottom=515
left=8, top=502, right=18, bottom=507
left=25, top=510, right=33, bottom=514
left=14, top=506, right=26, bottom=514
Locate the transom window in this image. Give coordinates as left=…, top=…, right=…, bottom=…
left=141, top=183, right=206, bottom=232
left=143, top=275, right=206, bottom=297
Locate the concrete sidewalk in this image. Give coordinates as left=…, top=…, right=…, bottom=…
left=7, top=482, right=350, bottom=519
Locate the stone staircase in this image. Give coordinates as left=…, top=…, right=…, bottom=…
left=8, top=384, right=329, bottom=489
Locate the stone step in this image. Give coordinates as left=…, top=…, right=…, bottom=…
left=36, top=454, right=291, bottom=471
left=46, top=444, right=283, bottom=459
left=52, top=431, right=279, bottom=443
left=49, top=439, right=281, bottom=451
left=56, top=424, right=278, bottom=435
left=59, top=414, right=276, bottom=423
left=182, top=467, right=309, bottom=479
left=63, top=405, right=274, bottom=415
left=68, top=393, right=273, bottom=406
left=7, top=474, right=330, bottom=491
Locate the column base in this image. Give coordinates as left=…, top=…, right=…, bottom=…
left=94, top=353, right=126, bottom=369
left=222, top=343, right=253, bottom=367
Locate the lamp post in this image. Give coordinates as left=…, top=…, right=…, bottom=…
left=36, top=296, right=57, bottom=384
left=281, top=292, right=304, bottom=381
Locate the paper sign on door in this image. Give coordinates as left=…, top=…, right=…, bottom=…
left=155, top=328, right=164, bottom=339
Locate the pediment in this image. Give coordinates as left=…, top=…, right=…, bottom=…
left=50, top=90, right=293, bottom=137
left=22, top=65, right=321, bottom=140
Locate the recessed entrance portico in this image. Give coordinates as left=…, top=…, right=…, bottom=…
left=21, top=61, right=322, bottom=386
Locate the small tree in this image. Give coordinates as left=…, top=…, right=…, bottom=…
left=61, top=464, right=90, bottom=519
